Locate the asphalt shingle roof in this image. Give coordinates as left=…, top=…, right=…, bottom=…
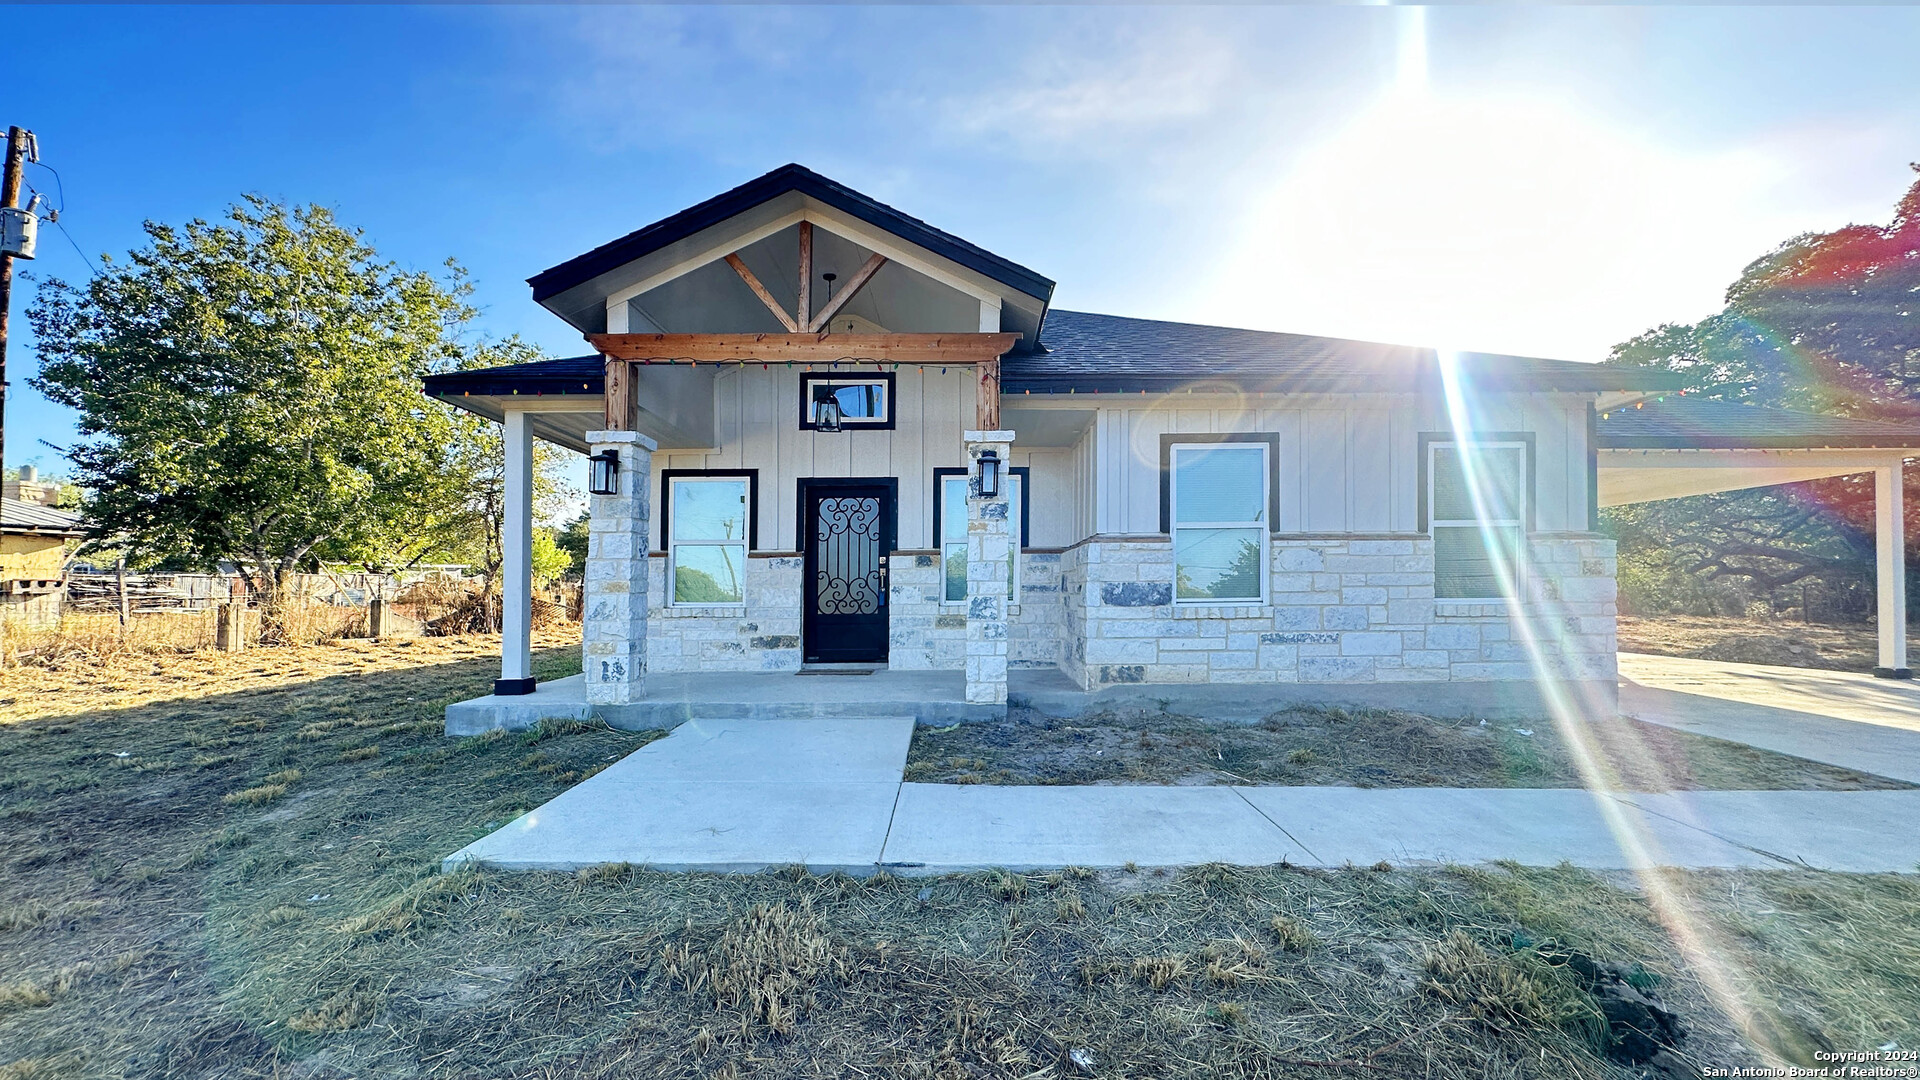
left=1596, top=397, right=1920, bottom=450
left=1002, top=311, right=1683, bottom=394
left=421, top=312, right=1686, bottom=399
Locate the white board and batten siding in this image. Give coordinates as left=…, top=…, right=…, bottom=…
left=651, top=385, right=1596, bottom=554
left=1071, top=392, right=1594, bottom=538
left=648, top=365, right=977, bottom=553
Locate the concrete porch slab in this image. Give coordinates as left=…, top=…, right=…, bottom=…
left=878, top=784, right=1308, bottom=872
left=445, top=665, right=1606, bottom=736
left=1237, top=787, right=1773, bottom=869
left=445, top=674, right=594, bottom=736
left=444, top=668, right=1056, bottom=734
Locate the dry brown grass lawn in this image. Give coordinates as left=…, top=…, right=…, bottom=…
left=906, top=706, right=1909, bottom=791
left=1617, top=615, right=1885, bottom=672
left=2, top=636, right=1917, bottom=1078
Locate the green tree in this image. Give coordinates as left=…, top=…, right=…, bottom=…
left=30, top=197, right=471, bottom=632
left=1603, top=165, right=1920, bottom=615
left=555, top=510, right=591, bottom=579
left=419, top=338, right=582, bottom=600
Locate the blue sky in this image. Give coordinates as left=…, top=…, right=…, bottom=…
left=7, top=4, right=1920, bottom=474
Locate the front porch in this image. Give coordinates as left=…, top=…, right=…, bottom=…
left=442, top=663, right=1595, bottom=734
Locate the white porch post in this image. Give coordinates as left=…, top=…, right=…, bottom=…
left=964, top=430, right=1015, bottom=708
left=583, top=430, right=656, bottom=705
left=497, top=409, right=536, bottom=695
left=1875, top=461, right=1910, bottom=678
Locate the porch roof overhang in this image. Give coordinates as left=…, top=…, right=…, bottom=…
left=1595, top=398, right=1920, bottom=507
left=422, top=355, right=606, bottom=453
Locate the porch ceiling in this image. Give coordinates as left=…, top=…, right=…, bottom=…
left=1597, top=448, right=1913, bottom=507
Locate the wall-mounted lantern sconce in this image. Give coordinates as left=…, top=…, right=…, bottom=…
left=976, top=448, right=1001, bottom=499
left=588, top=449, right=620, bottom=495
left=811, top=386, right=844, bottom=433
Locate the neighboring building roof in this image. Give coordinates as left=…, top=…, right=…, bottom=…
left=1597, top=397, right=1920, bottom=450
left=527, top=163, right=1057, bottom=307
left=1, top=497, right=86, bottom=539
left=1000, top=310, right=1685, bottom=394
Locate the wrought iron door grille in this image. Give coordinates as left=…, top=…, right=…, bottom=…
left=813, top=497, right=882, bottom=615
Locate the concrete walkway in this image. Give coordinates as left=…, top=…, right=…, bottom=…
left=1621, top=652, right=1920, bottom=784
left=447, top=713, right=1920, bottom=876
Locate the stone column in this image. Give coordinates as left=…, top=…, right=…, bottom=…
left=963, top=430, right=1015, bottom=708
left=583, top=430, right=657, bottom=705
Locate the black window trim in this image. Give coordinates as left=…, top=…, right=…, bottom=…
left=798, top=370, right=897, bottom=431
left=1157, top=432, right=1282, bottom=535
left=932, top=466, right=1031, bottom=551
left=1415, top=431, right=1537, bottom=533
left=659, top=469, right=760, bottom=552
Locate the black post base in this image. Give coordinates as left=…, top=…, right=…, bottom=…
left=1871, top=667, right=1914, bottom=680
left=493, top=677, right=538, bottom=696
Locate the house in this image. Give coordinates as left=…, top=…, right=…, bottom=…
left=2, top=496, right=85, bottom=629
left=426, top=164, right=1917, bottom=731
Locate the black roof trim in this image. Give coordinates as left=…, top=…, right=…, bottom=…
left=1597, top=397, right=1920, bottom=450
left=528, top=164, right=1056, bottom=305
left=422, top=355, right=605, bottom=399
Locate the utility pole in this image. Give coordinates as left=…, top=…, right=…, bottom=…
left=0, top=122, right=24, bottom=661
left=0, top=126, right=26, bottom=505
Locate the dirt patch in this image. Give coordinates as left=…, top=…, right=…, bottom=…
left=3, top=639, right=1917, bottom=1077
left=906, top=706, right=1910, bottom=791
left=1618, top=615, right=1884, bottom=672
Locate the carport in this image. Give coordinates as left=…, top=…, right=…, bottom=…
left=1596, top=396, right=1920, bottom=678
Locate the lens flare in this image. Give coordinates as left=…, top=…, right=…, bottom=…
left=1436, top=351, right=1796, bottom=1065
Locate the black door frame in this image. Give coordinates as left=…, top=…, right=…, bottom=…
left=797, top=477, right=897, bottom=664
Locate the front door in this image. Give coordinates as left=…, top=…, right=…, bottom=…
left=802, top=481, right=895, bottom=664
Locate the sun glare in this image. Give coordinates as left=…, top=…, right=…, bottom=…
left=1194, top=10, right=1787, bottom=363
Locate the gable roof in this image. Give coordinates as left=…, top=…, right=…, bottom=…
left=528, top=164, right=1056, bottom=307
left=1000, top=311, right=1686, bottom=394
left=2, top=497, right=86, bottom=539
left=1596, top=396, right=1920, bottom=450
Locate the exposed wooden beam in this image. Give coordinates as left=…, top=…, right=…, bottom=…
left=723, top=253, right=800, bottom=333
left=603, top=356, right=634, bottom=431
left=590, top=332, right=1021, bottom=364
left=796, top=221, right=813, bottom=331
left=976, top=358, right=1001, bottom=430
left=807, top=253, right=888, bottom=333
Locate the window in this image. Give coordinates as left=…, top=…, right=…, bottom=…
left=799, top=372, right=894, bottom=430
left=936, top=468, right=1026, bottom=604
left=1427, top=441, right=1528, bottom=601
left=1170, top=442, right=1268, bottom=603
left=667, top=476, right=750, bottom=605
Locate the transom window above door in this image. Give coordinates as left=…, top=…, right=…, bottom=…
left=800, top=372, right=894, bottom=430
